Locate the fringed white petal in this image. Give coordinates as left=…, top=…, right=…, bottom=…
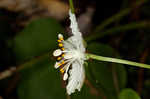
left=69, top=10, right=82, bottom=37
left=66, top=60, right=85, bottom=95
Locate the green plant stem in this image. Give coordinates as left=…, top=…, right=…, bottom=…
left=94, top=0, right=146, bottom=33
left=86, top=0, right=147, bottom=42
left=17, top=53, right=49, bottom=71
left=86, top=53, right=150, bottom=69
left=94, top=8, right=130, bottom=34
left=69, top=0, right=75, bottom=13
left=0, top=53, right=49, bottom=80
left=86, top=21, right=149, bottom=41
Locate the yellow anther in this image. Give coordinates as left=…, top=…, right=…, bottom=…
left=60, top=68, right=64, bottom=73
left=59, top=43, right=63, bottom=47
left=61, top=48, right=65, bottom=51
left=58, top=63, right=62, bottom=66
left=57, top=40, right=61, bottom=43
left=62, top=54, right=65, bottom=57
left=57, top=57, right=61, bottom=60
left=62, top=60, right=65, bottom=64
left=60, top=38, right=64, bottom=41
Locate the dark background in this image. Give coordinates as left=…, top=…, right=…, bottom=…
left=0, top=0, right=150, bottom=99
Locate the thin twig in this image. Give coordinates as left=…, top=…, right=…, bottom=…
left=0, top=96, right=3, bottom=99
left=0, top=53, right=49, bottom=80
left=111, top=64, right=120, bottom=95
left=0, top=67, right=16, bottom=80
left=85, top=79, right=107, bottom=99
left=86, top=0, right=148, bottom=42
left=94, top=0, right=147, bottom=33
left=86, top=21, right=149, bottom=41
left=137, top=49, right=149, bottom=94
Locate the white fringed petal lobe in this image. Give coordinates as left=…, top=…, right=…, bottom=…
left=66, top=60, right=85, bottom=95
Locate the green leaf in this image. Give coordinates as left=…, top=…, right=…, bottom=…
left=14, top=18, right=66, bottom=99
left=13, top=18, right=64, bottom=62
left=17, top=56, right=66, bottom=99
left=119, top=88, right=141, bottom=99
left=87, top=43, right=127, bottom=98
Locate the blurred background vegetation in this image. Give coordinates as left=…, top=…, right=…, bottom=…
left=0, top=0, right=150, bottom=99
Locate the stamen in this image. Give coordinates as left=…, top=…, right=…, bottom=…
left=62, top=60, right=65, bottom=64
left=61, top=61, right=72, bottom=74
left=58, top=63, right=62, bottom=66
left=53, top=49, right=62, bottom=57
left=54, top=62, right=62, bottom=69
left=59, top=43, right=63, bottom=47
left=62, top=54, right=65, bottom=57
left=63, top=73, right=68, bottom=80
left=61, top=48, right=65, bottom=51
left=60, top=68, right=64, bottom=73
left=60, top=38, right=64, bottom=41
left=57, top=39, right=61, bottom=43
left=58, top=34, right=64, bottom=40
left=57, top=57, right=61, bottom=60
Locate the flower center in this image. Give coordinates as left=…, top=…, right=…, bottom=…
left=53, top=34, right=85, bottom=74
left=71, top=50, right=84, bottom=60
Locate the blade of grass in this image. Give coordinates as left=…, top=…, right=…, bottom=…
left=86, top=21, right=149, bottom=41
left=86, top=0, right=148, bottom=42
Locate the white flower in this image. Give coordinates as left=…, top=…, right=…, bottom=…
left=53, top=10, right=86, bottom=95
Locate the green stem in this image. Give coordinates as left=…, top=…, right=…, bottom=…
left=86, top=53, right=150, bottom=69
left=17, top=53, right=49, bottom=71
left=69, top=0, right=75, bottom=13
left=0, top=53, right=49, bottom=80
left=94, top=0, right=147, bottom=33
left=86, top=21, right=149, bottom=41
left=86, top=0, right=147, bottom=42
left=94, top=8, right=130, bottom=34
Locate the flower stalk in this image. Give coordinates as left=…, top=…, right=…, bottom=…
left=86, top=53, right=150, bottom=69
left=69, top=0, right=75, bottom=13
